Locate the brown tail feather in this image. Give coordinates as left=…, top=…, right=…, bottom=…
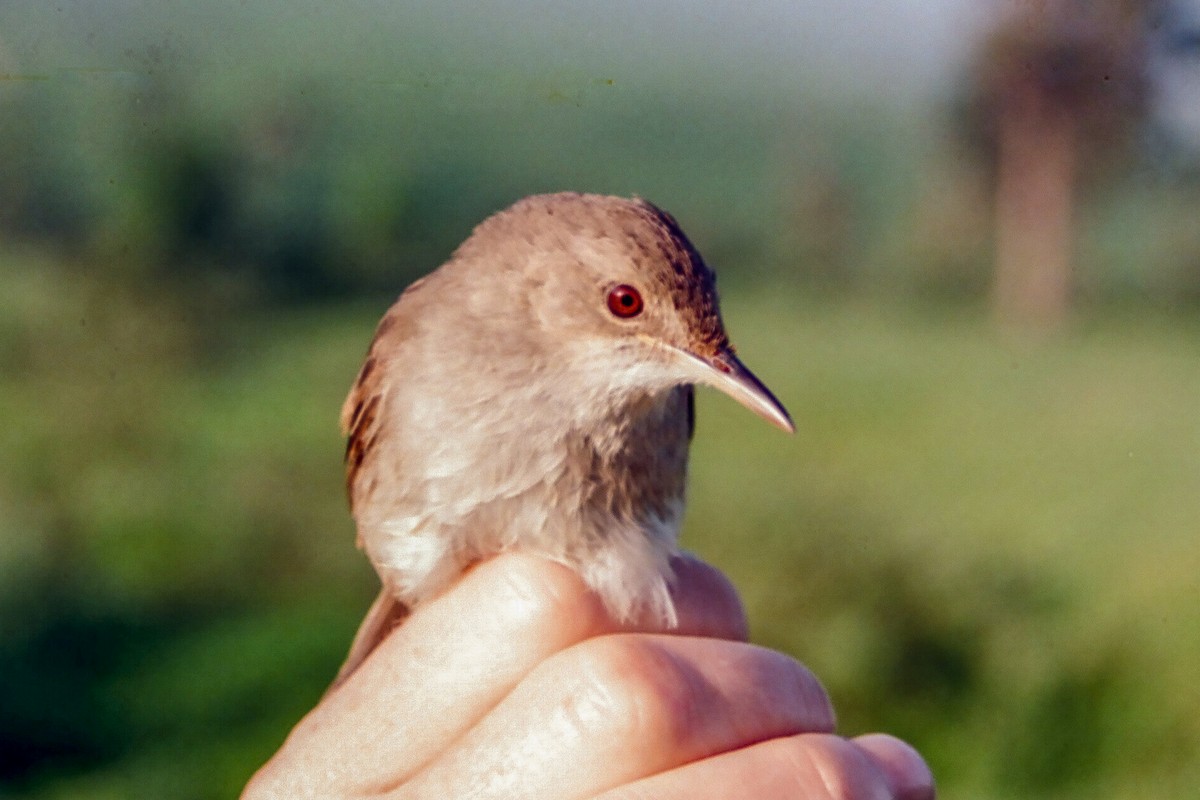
left=328, top=588, right=410, bottom=691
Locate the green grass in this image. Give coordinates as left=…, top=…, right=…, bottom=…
left=2, top=260, right=1198, bottom=799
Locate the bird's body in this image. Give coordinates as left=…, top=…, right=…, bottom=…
left=335, top=193, right=790, bottom=684
left=343, top=277, right=693, bottom=626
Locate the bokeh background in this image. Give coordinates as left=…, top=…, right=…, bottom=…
left=2, top=1, right=1198, bottom=797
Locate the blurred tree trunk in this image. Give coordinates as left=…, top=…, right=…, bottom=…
left=991, top=72, right=1080, bottom=326
left=968, top=1, right=1151, bottom=329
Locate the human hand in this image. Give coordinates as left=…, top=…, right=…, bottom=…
left=243, top=553, right=934, bottom=799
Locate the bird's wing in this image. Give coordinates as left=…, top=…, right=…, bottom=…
left=340, top=345, right=385, bottom=516
left=334, top=347, right=405, bottom=691
left=334, top=284, right=429, bottom=689
left=339, top=279, right=427, bottom=518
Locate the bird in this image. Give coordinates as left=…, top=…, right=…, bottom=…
left=333, top=192, right=792, bottom=686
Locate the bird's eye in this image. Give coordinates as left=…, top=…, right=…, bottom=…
left=606, top=284, right=644, bottom=319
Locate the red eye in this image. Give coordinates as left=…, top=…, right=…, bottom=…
left=606, top=284, right=643, bottom=318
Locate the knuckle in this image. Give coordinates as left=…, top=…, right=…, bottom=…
left=488, top=553, right=608, bottom=635
left=778, top=734, right=893, bottom=800
left=563, top=635, right=703, bottom=750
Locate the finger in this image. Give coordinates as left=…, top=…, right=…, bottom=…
left=664, top=554, right=749, bottom=642
left=854, top=734, right=936, bottom=800
left=249, top=552, right=745, bottom=796
left=251, top=553, right=611, bottom=795
left=395, top=634, right=834, bottom=800
left=590, top=733, right=918, bottom=800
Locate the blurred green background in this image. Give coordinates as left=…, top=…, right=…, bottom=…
left=2, top=2, right=1199, bottom=798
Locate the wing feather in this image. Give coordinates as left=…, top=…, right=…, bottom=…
left=332, top=288, right=428, bottom=688
left=340, top=279, right=426, bottom=516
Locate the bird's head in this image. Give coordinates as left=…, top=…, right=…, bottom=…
left=453, top=192, right=793, bottom=433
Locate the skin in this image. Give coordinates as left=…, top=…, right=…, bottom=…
left=244, top=553, right=935, bottom=800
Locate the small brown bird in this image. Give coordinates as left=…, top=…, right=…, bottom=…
left=334, top=193, right=791, bottom=685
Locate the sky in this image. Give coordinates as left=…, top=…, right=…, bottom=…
left=0, top=0, right=999, bottom=106
left=7, top=1, right=1200, bottom=151
left=445, top=0, right=998, bottom=102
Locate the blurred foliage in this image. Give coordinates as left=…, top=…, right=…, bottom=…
left=692, top=292, right=1200, bottom=799
left=2, top=4, right=1200, bottom=799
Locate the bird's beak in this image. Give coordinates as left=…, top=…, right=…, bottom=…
left=677, top=347, right=795, bottom=433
